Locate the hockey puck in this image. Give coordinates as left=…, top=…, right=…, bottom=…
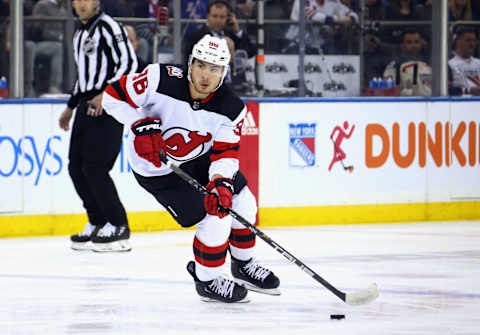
left=330, top=314, right=345, bottom=320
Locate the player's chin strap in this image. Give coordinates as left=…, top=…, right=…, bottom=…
left=158, top=151, right=379, bottom=306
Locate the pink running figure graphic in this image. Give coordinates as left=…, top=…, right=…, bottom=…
left=329, top=121, right=355, bottom=172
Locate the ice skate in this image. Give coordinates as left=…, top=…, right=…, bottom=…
left=70, top=222, right=101, bottom=251
left=231, top=256, right=281, bottom=295
left=91, top=222, right=132, bottom=252
left=186, top=261, right=249, bottom=303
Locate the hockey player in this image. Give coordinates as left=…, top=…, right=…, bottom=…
left=101, top=34, right=280, bottom=303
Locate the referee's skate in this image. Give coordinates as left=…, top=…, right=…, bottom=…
left=70, top=222, right=102, bottom=251
left=91, top=223, right=132, bottom=252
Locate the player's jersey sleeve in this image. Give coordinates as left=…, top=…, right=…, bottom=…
left=208, top=105, right=247, bottom=180
left=102, top=63, right=160, bottom=126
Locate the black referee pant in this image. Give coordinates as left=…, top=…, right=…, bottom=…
left=68, top=100, right=128, bottom=228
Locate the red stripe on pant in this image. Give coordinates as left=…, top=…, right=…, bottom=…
left=229, top=227, right=256, bottom=249
left=193, top=236, right=228, bottom=267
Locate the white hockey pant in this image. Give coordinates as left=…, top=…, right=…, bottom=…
left=194, top=186, right=257, bottom=281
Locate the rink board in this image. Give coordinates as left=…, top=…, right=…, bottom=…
left=1, top=98, right=479, bottom=237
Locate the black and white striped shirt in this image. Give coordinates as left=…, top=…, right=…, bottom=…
left=67, top=11, right=138, bottom=109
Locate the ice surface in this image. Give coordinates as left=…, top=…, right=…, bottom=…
left=1, top=221, right=479, bottom=334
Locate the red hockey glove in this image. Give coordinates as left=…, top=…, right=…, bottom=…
left=204, top=177, right=234, bottom=218
left=131, top=117, right=166, bottom=167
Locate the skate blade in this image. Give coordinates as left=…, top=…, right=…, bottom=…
left=71, top=241, right=92, bottom=251
left=235, top=279, right=281, bottom=296
left=200, top=296, right=251, bottom=303
left=92, top=240, right=132, bottom=252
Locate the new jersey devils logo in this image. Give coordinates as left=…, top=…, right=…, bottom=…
left=163, top=127, right=212, bottom=161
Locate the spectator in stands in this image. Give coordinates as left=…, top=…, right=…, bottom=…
left=289, top=0, right=358, bottom=23
left=448, top=27, right=480, bottom=95
left=182, top=0, right=256, bottom=66
left=363, top=30, right=396, bottom=90
left=383, top=29, right=432, bottom=96
left=284, top=0, right=358, bottom=54
left=224, top=35, right=235, bottom=61
left=470, top=0, right=480, bottom=19
left=125, top=25, right=149, bottom=70
left=340, top=0, right=360, bottom=13
left=0, top=0, right=7, bottom=23
left=222, top=35, right=235, bottom=84
left=0, top=0, right=9, bottom=83
left=32, top=0, right=66, bottom=94
left=131, top=0, right=149, bottom=17
left=237, top=0, right=255, bottom=18
left=130, top=0, right=151, bottom=38
left=364, top=0, right=386, bottom=20
left=385, top=0, right=424, bottom=20
left=182, top=0, right=209, bottom=37
left=415, top=0, right=432, bottom=19
left=219, top=33, right=253, bottom=95
left=336, top=0, right=361, bottom=54
left=228, top=0, right=261, bottom=94
left=24, top=1, right=36, bottom=97
left=383, top=0, right=429, bottom=46
left=101, top=0, right=134, bottom=17
left=0, top=0, right=37, bottom=97
left=234, top=0, right=257, bottom=43
left=124, top=0, right=173, bottom=58
left=265, top=0, right=291, bottom=20
left=264, top=0, right=292, bottom=53
left=449, top=0, right=473, bottom=21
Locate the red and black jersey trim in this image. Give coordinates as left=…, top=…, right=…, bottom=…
left=156, top=64, right=245, bottom=122
left=210, top=141, right=240, bottom=162
left=229, top=227, right=256, bottom=249
left=193, top=236, right=228, bottom=267
left=106, top=80, right=127, bottom=102
left=105, top=75, right=139, bottom=108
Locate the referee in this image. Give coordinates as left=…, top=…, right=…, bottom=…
left=59, top=0, right=138, bottom=252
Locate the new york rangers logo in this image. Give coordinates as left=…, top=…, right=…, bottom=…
left=289, top=123, right=316, bottom=167
left=163, top=127, right=212, bottom=161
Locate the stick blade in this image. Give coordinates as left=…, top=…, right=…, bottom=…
left=345, top=283, right=379, bottom=306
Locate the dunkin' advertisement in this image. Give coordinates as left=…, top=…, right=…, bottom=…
left=260, top=101, right=480, bottom=207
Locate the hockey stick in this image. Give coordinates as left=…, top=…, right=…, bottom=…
left=160, top=155, right=378, bottom=306
left=330, top=137, right=354, bottom=173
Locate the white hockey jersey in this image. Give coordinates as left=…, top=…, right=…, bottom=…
left=102, top=63, right=246, bottom=179
left=448, top=55, right=480, bottom=91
